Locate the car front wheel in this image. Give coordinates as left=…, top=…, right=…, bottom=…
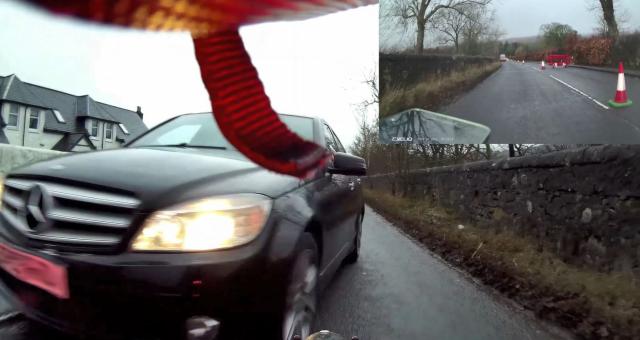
left=343, top=214, right=362, bottom=264
left=282, top=233, right=318, bottom=340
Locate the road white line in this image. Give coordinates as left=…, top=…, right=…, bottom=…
left=549, top=75, right=610, bottom=110
left=530, top=67, right=542, bottom=72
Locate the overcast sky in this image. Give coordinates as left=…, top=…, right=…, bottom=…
left=381, top=0, right=640, bottom=50
left=496, top=0, right=639, bottom=38
left=0, top=2, right=378, bottom=148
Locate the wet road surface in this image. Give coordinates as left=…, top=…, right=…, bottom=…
left=442, top=60, right=640, bottom=144
left=315, top=208, right=570, bottom=339
left=0, top=208, right=571, bottom=339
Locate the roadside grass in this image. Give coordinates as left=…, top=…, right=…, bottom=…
left=380, top=62, right=501, bottom=119
left=364, top=189, right=640, bottom=339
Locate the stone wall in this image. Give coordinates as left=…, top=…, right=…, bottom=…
left=0, top=144, right=65, bottom=176
left=366, top=145, right=640, bottom=275
left=380, top=53, right=495, bottom=95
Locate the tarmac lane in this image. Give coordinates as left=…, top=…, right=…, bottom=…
left=441, top=60, right=640, bottom=144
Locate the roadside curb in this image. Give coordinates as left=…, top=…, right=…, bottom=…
left=569, top=64, right=640, bottom=78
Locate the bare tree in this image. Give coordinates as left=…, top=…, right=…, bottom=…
left=351, top=66, right=379, bottom=167
left=460, top=5, right=502, bottom=56
left=592, top=2, right=629, bottom=36
left=471, top=144, right=493, bottom=159
left=362, top=67, right=379, bottom=108
left=386, top=0, right=492, bottom=54
left=431, top=6, right=468, bottom=53
left=351, top=113, right=377, bottom=169
left=589, top=0, right=620, bottom=38
left=513, top=144, right=533, bottom=157
left=506, top=144, right=533, bottom=157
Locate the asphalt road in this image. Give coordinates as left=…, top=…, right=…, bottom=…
left=315, top=208, right=569, bottom=340
left=0, top=208, right=570, bottom=340
left=442, top=60, right=640, bottom=143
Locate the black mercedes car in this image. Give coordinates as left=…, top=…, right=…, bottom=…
left=0, top=112, right=366, bottom=340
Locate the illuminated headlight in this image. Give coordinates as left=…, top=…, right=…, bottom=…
left=131, top=194, right=272, bottom=252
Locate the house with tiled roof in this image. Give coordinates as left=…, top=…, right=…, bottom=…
left=0, top=74, right=148, bottom=151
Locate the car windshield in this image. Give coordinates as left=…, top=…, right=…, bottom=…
left=129, top=113, right=314, bottom=149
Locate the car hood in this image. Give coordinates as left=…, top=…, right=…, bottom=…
left=9, top=147, right=302, bottom=210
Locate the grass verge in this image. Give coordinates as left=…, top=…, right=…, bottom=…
left=364, top=189, right=640, bottom=339
left=380, top=62, right=501, bottom=119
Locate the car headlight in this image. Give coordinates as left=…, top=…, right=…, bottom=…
left=131, top=194, right=272, bottom=252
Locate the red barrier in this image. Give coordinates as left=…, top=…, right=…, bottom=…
left=546, top=54, right=572, bottom=66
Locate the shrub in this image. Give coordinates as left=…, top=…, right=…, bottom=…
left=612, top=31, right=640, bottom=70
left=572, top=36, right=613, bottom=66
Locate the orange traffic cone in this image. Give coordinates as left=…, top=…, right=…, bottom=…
left=609, top=62, right=633, bottom=108
left=541, top=61, right=545, bottom=70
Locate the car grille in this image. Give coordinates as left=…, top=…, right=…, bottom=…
left=0, top=178, right=141, bottom=252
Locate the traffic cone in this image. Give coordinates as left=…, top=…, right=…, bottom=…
left=609, top=62, right=633, bottom=108
left=541, top=61, right=545, bottom=70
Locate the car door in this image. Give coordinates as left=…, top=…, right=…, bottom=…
left=325, top=124, right=361, bottom=251
left=321, top=122, right=360, bottom=259
left=304, top=122, right=350, bottom=278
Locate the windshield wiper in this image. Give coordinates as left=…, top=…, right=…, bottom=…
left=141, top=143, right=227, bottom=150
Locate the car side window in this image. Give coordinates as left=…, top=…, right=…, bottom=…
left=329, top=127, right=345, bottom=153
left=323, top=123, right=339, bottom=152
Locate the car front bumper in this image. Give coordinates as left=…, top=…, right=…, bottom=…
left=0, top=227, right=287, bottom=340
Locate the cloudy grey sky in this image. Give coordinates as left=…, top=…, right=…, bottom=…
left=0, top=2, right=378, bottom=148
left=496, top=0, right=639, bottom=38
left=381, top=0, right=640, bottom=50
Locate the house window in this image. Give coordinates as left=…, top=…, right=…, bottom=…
left=119, top=123, right=129, bottom=134
left=28, top=108, right=40, bottom=130
left=53, top=109, right=65, bottom=123
left=90, top=120, right=99, bottom=137
left=7, top=103, right=19, bottom=127
left=105, top=123, right=113, bottom=141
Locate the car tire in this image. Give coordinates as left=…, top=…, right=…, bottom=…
left=343, top=214, right=362, bottom=265
left=280, top=233, right=319, bottom=340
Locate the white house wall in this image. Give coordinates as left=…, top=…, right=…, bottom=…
left=3, top=103, right=130, bottom=151
left=1, top=102, right=25, bottom=146
left=1, top=102, right=64, bottom=149
left=71, top=143, right=93, bottom=152
left=28, top=131, right=64, bottom=149
left=84, top=118, right=121, bottom=150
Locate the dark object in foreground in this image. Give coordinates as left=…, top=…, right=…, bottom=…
left=0, top=113, right=366, bottom=340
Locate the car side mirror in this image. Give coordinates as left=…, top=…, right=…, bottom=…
left=328, top=152, right=367, bottom=176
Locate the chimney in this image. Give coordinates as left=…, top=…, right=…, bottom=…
left=136, top=106, right=144, bottom=120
